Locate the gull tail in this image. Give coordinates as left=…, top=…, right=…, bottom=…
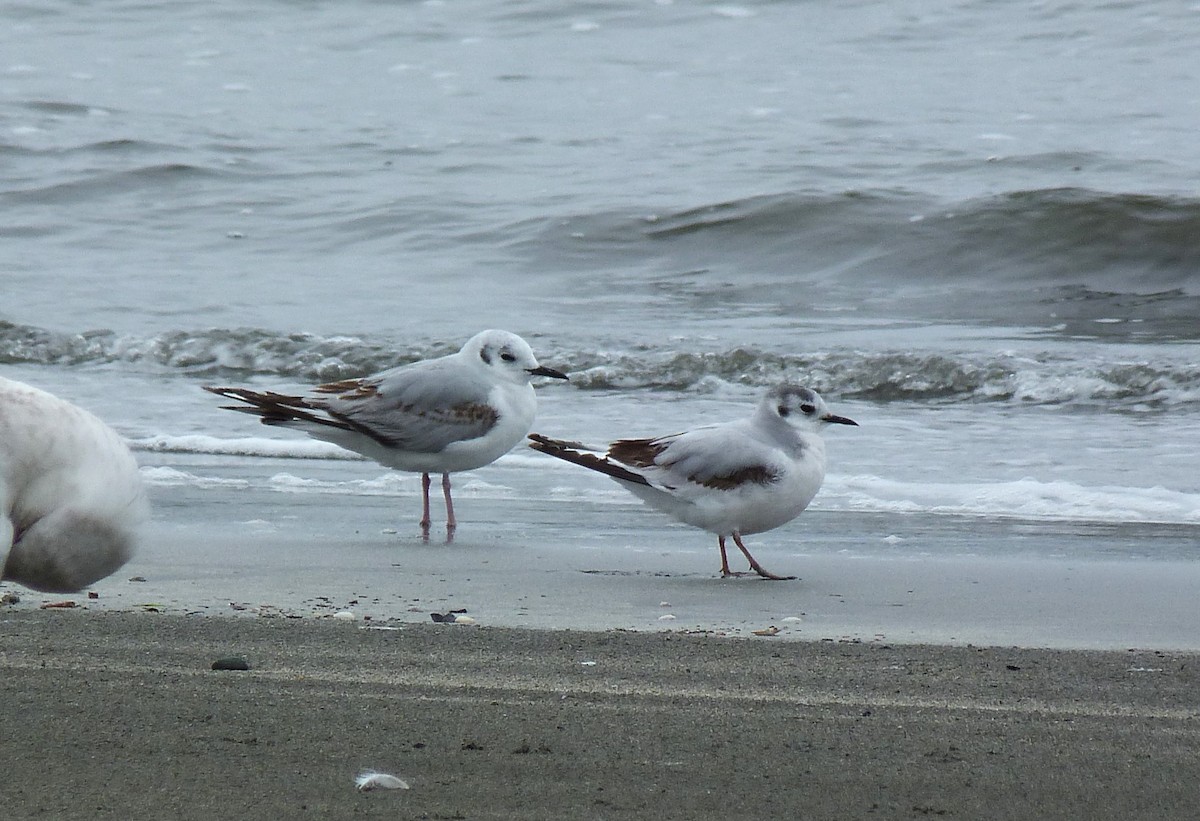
left=202, top=388, right=350, bottom=432
left=527, top=433, right=651, bottom=487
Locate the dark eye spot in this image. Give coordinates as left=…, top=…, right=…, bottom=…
left=800, top=403, right=816, bottom=415
left=500, top=351, right=516, bottom=363
left=777, top=405, right=790, bottom=417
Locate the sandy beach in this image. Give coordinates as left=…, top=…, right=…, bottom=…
left=6, top=0, right=1200, bottom=817
left=4, top=477, right=1199, bottom=819
left=1, top=610, right=1197, bottom=820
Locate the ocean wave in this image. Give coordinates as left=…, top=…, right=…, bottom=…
left=562, top=348, right=1200, bottom=409
left=19, top=99, right=111, bottom=117
left=5, top=321, right=1196, bottom=410
left=1, top=162, right=227, bottom=205
left=548, top=187, right=1200, bottom=289
left=513, top=187, right=1200, bottom=339
left=0, top=322, right=427, bottom=380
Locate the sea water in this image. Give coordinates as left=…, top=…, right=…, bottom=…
left=3, top=0, right=1198, bottom=571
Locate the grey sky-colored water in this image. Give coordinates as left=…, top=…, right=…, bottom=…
left=2, top=1, right=1198, bottom=563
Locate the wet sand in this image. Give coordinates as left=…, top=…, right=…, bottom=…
left=52, top=477, right=1200, bottom=650
left=1, top=610, right=1198, bottom=820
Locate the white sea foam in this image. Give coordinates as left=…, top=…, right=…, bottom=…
left=516, top=447, right=1200, bottom=525
left=266, top=472, right=428, bottom=496
left=140, top=465, right=518, bottom=501
left=830, top=474, right=1200, bottom=526
left=528, top=468, right=1200, bottom=525
left=131, top=434, right=361, bottom=460
left=139, top=466, right=251, bottom=489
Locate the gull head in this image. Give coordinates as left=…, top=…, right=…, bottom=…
left=464, top=329, right=569, bottom=385
left=762, top=384, right=857, bottom=429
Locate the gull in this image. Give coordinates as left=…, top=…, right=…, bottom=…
left=206, top=329, right=567, bottom=538
left=529, top=384, right=856, bottom=580
left=1, top=376, right=148, bottom=592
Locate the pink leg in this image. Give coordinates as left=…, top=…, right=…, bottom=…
left=442, top=472, right=457, bottom=534
left=718, top=535, right=734, bottom=576
left=731, top=532, right=795, bottom=581
left=419, top=473, right=432, bottom=536
left=718, top=535, right=756, bottom=578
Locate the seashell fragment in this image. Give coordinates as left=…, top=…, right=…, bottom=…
left=355, top=770, right=410, bottom=791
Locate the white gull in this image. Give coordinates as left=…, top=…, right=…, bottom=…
left=206, top=329, right=567, bottom=538
left=529, top=384, right=856, bottom=580
left=1, top=376, right=147, bottom=592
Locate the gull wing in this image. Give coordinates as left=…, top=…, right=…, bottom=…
left=310, top=360, right=499, bottom=453
left=609, top=425, right=781, bottom=492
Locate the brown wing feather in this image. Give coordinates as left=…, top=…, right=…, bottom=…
left=203, top=385, right=364, bottom=438
left=607, top=438, right=670, bottom=469
left=311, top=379, right=379, bottom=399
left=694, top=465, right=778, bottom=490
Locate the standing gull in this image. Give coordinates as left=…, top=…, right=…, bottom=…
left=1, top=376, right=148, bottom=592
left=529, top=385, right=856, bottom=580
left=206, top=329, right=567, bottom=538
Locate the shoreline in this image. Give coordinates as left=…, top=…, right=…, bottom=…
left=9, top=499, right=1198, bottom=651
left=2, top=610, right=1198, bottom=820
left=8, top=546, right=1200, bottom=651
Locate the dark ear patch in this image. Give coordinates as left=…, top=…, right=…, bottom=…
left=479, top=348, right=492, bottom=365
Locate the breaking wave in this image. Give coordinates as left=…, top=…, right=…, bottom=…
left=4, top=320, right=1196, bottom=411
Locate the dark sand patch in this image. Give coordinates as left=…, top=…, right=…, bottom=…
left=1, top=611, right=1197, bottom=819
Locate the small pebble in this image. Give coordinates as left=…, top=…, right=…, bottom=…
left=430, top=611, right=475, bottom=624
left=333, top=610, right=357, bottom=621
left=211, top=656, right=250, bottom=671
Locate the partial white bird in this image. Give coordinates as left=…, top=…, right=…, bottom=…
left=529, top=384, right=857, bottom=580
left=1, top=376, right=148, bottom=592
left=206, top=329, right=567, bottom=538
